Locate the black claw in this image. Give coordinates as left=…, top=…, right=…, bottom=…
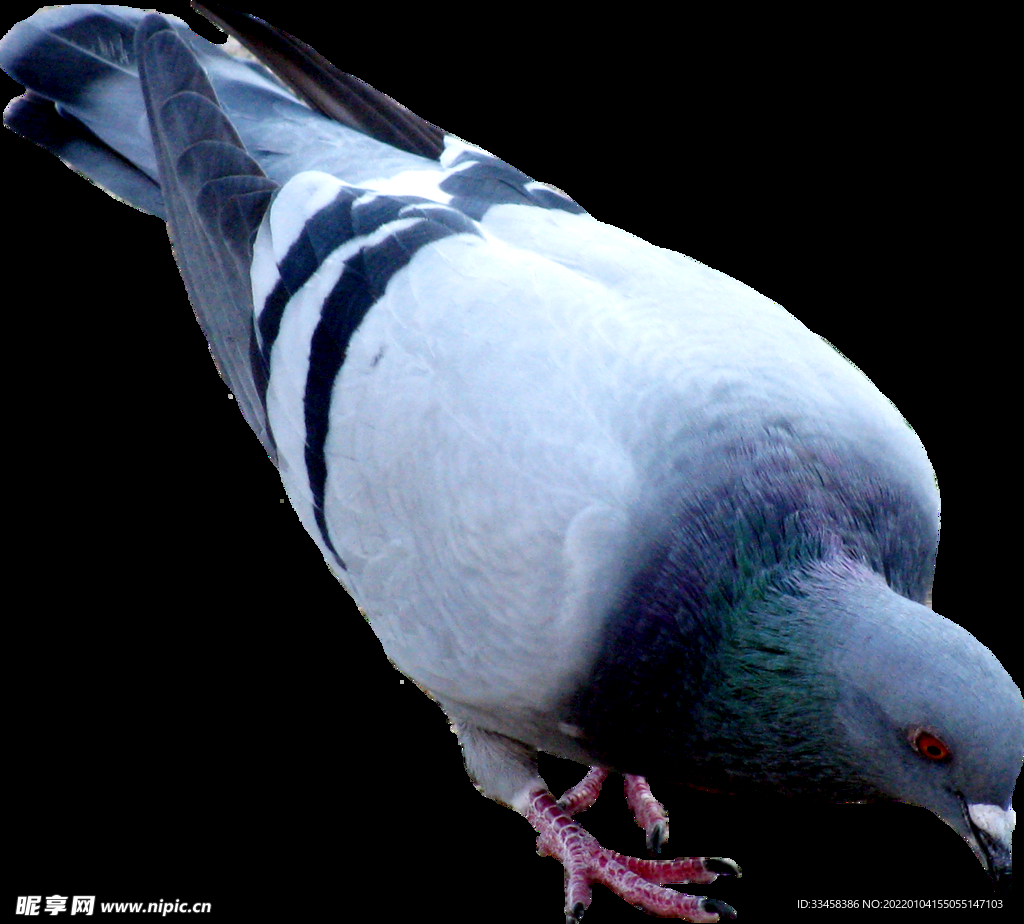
left=647, top=822, right=667, bottom=855
left=705, top=856, right=742, bottom=878
left=700, top=898, right=737, bottom=920
left=566, top=901, right=586, bottom=923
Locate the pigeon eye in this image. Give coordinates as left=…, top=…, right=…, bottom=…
left=910, top=729, right=952, bottom=762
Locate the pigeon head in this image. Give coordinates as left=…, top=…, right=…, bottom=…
left=711, top=557, right=1022, bottom=890
left=816, top=561, right=1022, bottom=889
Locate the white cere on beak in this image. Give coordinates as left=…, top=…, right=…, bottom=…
left=968, top=803, right=1016, bottom=843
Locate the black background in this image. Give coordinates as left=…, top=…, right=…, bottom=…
left=6, top=2, right=1016, bottom=921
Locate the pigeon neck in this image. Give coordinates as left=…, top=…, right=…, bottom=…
left=694, top=559, right=903, bottom=799
left=563, top=443, right=939, bottom=790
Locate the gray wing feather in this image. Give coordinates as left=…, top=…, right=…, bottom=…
left=192, top=1, right=445, bottom=159
left=135, top=14, right=277, bottom=460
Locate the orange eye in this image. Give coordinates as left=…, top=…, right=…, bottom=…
left=911, top=729, right=952, bottom=762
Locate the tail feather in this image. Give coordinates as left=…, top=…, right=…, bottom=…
left=4, top=87, right=166, bottom=216
left=0, top=6, right=173, bottom=214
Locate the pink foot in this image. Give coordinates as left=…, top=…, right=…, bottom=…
left=523, top=779, right=739, bottom=922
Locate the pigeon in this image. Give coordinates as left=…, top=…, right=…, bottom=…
left=2, top=4, right=1020, bottom=920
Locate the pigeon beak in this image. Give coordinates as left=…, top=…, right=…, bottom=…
left=961, top=801, right=1014, bottom=893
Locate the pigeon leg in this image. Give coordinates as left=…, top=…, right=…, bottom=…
left=521, top=785, right=739, bottom=923
left=624, top=773, right=670, bottom=853
left=455, top=724, right=737, bottom=921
